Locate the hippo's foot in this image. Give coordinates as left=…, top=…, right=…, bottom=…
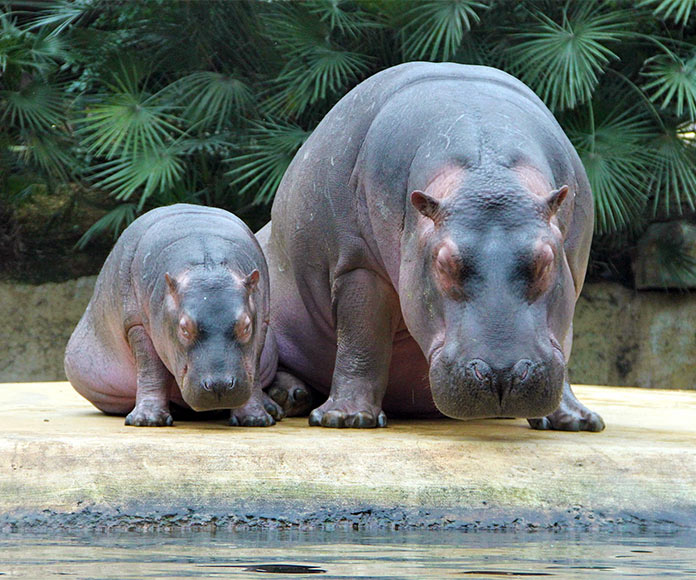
left=308, top=399, right=387, bottom=428
left=266, top=371, right=315, bottom=417
left=527, top=382, right=605, bottom=432
left=125, top=403, right=174, bottom=427
left=229, top=391, right=284, bottom=427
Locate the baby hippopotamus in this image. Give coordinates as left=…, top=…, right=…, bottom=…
left=64, top=203, right=282, bottom=427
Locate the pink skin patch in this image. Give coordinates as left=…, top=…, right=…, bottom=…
left=511, top=164, right=552, bottom=199
left=425, top=165, right=468, bottom=200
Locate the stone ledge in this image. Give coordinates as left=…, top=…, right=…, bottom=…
left=2, top=382, right=694, bottom=532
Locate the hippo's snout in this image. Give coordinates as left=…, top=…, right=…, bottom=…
left=182, top=373, right=252, bottom=412
left=430, top=349, right=564, bottom=419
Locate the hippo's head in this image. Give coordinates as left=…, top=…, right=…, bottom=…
left=402, top=177, right=574, bottom=420
left=163, top=268, right=262, bottom=411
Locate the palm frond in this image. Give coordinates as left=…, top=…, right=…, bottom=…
left=226, top=121, right=311, bottom=204
left=18, top=132, right=75, bottom=179
left=509, top=3, right=632, bottom=111
left=637, top=0, right=696, bottom=26
left=90, top=148, right=185, bottom=209
left=307, top=0, right=380, bottom=39
left=642, top=52, right=696, bottom=119
left=165, top=72, right=255, bottom=130
left=565, top=105, right=652, bottom=234
left=1, top=81, right=65, bottom=130
left=266, top=47, right=371, bottom=116
left=261, top=3, right=327, bottom=59
left=78, top=91, right=180, bottom=159
left=25, top=0, right=96, bottom=35
left=75, top=202, right=137, bottom=249
left=398, top=0, right=488, bottom=62
left=647, top=123, right=696, bottom=214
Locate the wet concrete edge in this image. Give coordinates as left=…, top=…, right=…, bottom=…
left=2, top=501, right=694, bottom=534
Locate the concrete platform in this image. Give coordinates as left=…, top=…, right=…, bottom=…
left=1, top=382, right=695, bottom=532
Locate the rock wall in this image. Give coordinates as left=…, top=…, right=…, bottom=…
left=1, top=277, right=694, bottom=389
left=1, top=277, right=96, bottom=382
left=569, top=283, right=695, bottom=389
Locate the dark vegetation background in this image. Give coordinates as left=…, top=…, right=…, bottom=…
left=1, top=0, right=696, bottom=284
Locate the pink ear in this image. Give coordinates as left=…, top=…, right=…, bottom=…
left=546, top=185, right=569, bottom=216
left=411, top=190, right=442, bottom=222
left=165, top=272, right=177, bottom=294
left=164, top=273, right=179, bottom=306
left=244, top=269, right=260, bottom=292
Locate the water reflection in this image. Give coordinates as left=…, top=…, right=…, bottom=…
left=0, top=529, right=694, bottom=579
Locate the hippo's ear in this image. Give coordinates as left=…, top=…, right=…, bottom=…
left=244, top=269, right=260, bottom=293
left=164, top=273, right=180, bottom=307
left=411, top=190, right=442, bottom=223
left=165, top=272, right=178, bottom=295
left=545, top=185, right=569, bottom=216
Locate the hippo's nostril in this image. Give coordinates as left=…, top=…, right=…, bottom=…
left=512, top=359, right=534, bottom=384
left=467, top=359, right=492, bottom=386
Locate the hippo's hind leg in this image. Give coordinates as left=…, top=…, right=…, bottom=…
left=527, top=373, right=605, bottom=432
left=266, top=370, right=317, bottom=417
left=124, top=325, right=175, bottom=427
left=308, top=268, right=400, bottom=428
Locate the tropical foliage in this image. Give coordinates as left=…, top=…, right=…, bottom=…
left=2, top=0, right=696, bottom=283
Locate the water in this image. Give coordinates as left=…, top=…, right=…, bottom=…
left=1, top=530, right=695, bottom=579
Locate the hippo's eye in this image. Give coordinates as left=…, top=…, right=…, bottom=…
left=434, top=241, right=468, bottom=299
left=527, top=243, right=555, bottom=299
left=236, top=315, right=253, bottom=343
left=178, top=316, right=196, bottom=343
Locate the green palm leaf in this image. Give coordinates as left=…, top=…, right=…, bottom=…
left=1, top=81, right=65, bottom=130
left=261, top=3, right=327, bottom=59
left=226, top=121, right=311, bottom=203
left=509, top=4, right=631, bottom=111
left=166, top=72, right=254, bottom=130
left=267, top=46, right=371, bottom=116
left=647, top=124, right=696, bottom=214
left=75, top=202, right=137, bottom=249
left=637, top=0, right=696, bottom=26
left=90, top=148, right=185, bottom=209
left=25, top=0, right=95, bottom=35
left=307, top=0, right=380, bottom=39
left=19, top=132, right=75, bottom=179
left=78, top=92, right=180, bottom=159
left=565, top=106, right=652, bottom=234
left=642, top=52, right=696, bottom=119
left=398, top=0, right=487, bottom=62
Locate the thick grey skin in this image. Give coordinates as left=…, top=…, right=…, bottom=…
left=65, top=204, right=282, bottom=427
left=261, top=62, right=604, bottom=431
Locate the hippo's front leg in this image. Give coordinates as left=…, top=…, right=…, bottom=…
left=124, top=325, right=174, bottom=427
left=309, top=269, right=400, bottom=428
left=527, top=374, right=605, bottom=432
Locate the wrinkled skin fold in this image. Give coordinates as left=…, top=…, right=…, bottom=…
left=260, top=62, right=604, bottom=432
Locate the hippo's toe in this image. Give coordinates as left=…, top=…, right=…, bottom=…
left=125, top=404, right=174, bottom=427
left=308, top=401, right=387, bottom=428
left=229, top=392, right=281, bottom=427
left=266, top=371, right=315, bottom=417
left=528, top=401, right=605, bottom=432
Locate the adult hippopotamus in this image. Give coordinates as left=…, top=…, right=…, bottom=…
left=259, top=62, right=604, bottom=431
left=65, top=204, right=282, bottom=427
